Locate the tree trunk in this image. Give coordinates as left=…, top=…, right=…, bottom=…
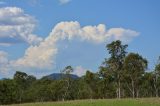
left=154, top=75, right=159, bottom=97
left=156, top=88, right=158, bottom=97
left=116, top=88, right=118, bottom=98
left=118, top=79, right=121, bottom=98
left=131, top=79, right=135, bottom=98
left=136, top=89, right=139, bottom=98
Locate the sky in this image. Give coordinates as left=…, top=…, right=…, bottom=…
left=0, top=0, right=160, bottom=78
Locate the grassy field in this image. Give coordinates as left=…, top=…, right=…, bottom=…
left=5, top=98, right=160, bottom=106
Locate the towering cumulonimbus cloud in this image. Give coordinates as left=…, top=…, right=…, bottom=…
left=12, top=21, right=139, bottom=69
left=0, top=7, right=139, bottom=76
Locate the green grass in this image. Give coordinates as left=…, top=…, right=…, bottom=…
left=5, top=98, right=160, bottom=106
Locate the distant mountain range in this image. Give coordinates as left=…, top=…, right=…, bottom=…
left=42, top=73, right=79, bottom=80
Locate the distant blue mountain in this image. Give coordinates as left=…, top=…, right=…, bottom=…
left=43, top=73, right=79, bottom=80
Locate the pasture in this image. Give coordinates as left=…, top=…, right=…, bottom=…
left=6, top=98, right=160, bottom=106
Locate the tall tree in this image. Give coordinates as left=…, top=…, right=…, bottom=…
left=105, top=40, right=128, bottom=98
left=124, top=53, right=148, bottom=98
left=61, top=66, right=74, bottom=101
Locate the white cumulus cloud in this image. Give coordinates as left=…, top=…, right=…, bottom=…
left=50, top=21, right=139, bottom=43
left=0, top=7, right=42, bottom=46
left=107, top=28, right=139, bottom=43
left=12, top=39, right=58, bottom=69
left=11, top=21, right=139, bottom=70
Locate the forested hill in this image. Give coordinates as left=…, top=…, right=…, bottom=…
left=42, top=73, right=79, bottom=80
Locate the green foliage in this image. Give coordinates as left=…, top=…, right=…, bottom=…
left=1, top=40, right=160, bottom=105
left=0, top=79, right=18, bottom=104
left=103, top=40, right=128, bottom=98
left=123, top=53, right=148, bottom=98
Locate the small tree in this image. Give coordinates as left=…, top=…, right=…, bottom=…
left=14, top=71, right=28, bottom=103
left=13, top=71, right=36, bottom=102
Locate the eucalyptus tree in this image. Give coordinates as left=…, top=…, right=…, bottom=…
left=61, top=66, right=74, bottom=101
left=124, top=53, right=148, bottom=98
left=104, top=40, right=128, bottom=98
left=140, top=72, right=154, bottom=97
left=153, top=57, right=160, bottom=97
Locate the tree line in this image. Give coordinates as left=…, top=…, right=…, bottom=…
left=0, top=40, right=160, bottom=105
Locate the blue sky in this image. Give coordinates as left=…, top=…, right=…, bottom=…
left=0, top=0, right=160, bottom=78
